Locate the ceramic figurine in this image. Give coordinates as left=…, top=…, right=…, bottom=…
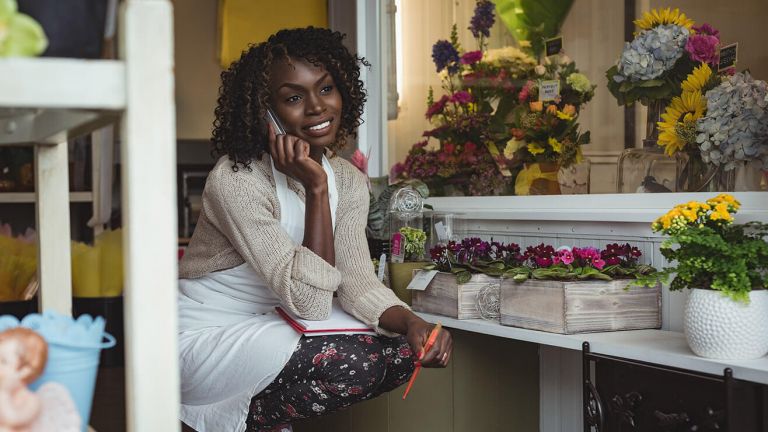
left=0, top=328, right=80, bottom=432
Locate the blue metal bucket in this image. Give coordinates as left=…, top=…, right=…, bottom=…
left=0, top=311, right=115, bottom=432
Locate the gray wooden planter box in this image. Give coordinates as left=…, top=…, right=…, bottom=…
left=412, top=272, right=500, bottom=320
left=499, top=279, right=661, bottom=334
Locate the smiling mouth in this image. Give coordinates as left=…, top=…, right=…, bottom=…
left=305, top=118, right=333, bottom=132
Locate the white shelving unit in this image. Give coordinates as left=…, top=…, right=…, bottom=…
left=0, top=1, right=179, bottom=430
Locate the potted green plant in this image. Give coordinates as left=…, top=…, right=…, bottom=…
left=637, top=194, right=768, bottom=359
left=388, top=226, right=428, bottom=305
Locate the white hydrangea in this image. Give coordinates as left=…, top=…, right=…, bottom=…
left=696, top=72, right=768, bottom=170
left=614, top=24, right=689, bottom=82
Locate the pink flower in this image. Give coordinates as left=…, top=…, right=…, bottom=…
left=686, top=34, right=720, bottom=65
left=593, top=259, right=606, bottom=270
left=390, top=162, right=405, bottom=179
left=350, top=149, right=368, bottom=175
left=450, top=90, right=473, bottom=104
left=557, top=249, right=574, bottom=265
left=693, top=23, right=720, bottom=39
left=426, top=95, right=449, bottom=119
left=460, top=50, right=483, bottom=65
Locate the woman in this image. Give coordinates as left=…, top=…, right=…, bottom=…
left=178, top=27, right=452, bottom=432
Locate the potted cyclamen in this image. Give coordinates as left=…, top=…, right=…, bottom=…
left=499, top=243, right=661, bottom=334
left=413, top=238, right=527, bottom=319
left=637, top=194, right=768, bottom=360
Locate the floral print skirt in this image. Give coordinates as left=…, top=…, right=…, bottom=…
left=245, top=334, right=415, bottom=431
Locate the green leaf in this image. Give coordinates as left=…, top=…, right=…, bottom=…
left=495, top=0, right=574, bottom=57
left=638, top=79, right=665, bottom=88
left=456, top=271, right=472, bottom=285
left=0, top=0, right=17, bottom=18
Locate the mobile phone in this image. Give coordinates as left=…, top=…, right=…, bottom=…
left=264, top=108, right=286, bottom=136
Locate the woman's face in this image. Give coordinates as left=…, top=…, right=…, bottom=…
left=268, top=57, right=343, bottom=151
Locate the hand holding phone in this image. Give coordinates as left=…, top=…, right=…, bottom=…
left=264, top=108, right=286, bottom=136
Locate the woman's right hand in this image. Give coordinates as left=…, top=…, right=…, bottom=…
left=268, top=123, right=327, bottom=193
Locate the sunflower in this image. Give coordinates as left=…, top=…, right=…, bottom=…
left=681, top=63, right=713, bottom=93
left=634, top=8, right=695, bottom=31
left=657, top=91, right=706, bottom=156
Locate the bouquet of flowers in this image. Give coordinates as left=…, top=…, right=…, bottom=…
left=502, top=57, right=595, bottom=194
left=607, top=8, right=716, bottom=106
left=636, top=194, right=768, bottom=302
left=695, top=72, right=768, bottom=171
left=392, top=1, right=537, bottom=196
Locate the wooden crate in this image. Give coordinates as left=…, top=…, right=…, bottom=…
left=411, top=272, right=500, bottom=319
left=499, top=279, right=661, bottom=334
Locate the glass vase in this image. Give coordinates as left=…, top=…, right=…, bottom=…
left=616, top=100, right=682, bottom=193
left=676, top=150, right=733, bottom=192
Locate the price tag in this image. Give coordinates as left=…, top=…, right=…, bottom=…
left=718, top=43, right=738, bottom=71
left=377, top=253, right=387, bottom=282
left=545, top=36, right=563, bottom=57
left=539, top=80, right=561, bottom=102
left=407, top=270, right=439, bottom=291
left=390, top=232, right=404, bottom=263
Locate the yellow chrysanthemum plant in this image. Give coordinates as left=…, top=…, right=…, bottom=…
left=607, top=8, right=724, bottom=107
left=637, top=194, right=768, bottom=303
left=657, top=63, right=722, bottom=156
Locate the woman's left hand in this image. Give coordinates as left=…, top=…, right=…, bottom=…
left=406, top=320, right=452, bottom=368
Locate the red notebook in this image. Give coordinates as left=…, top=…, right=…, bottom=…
left=275, top=299, right=376, bottom=336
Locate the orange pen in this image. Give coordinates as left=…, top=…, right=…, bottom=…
left=402, top=322, right=442, bottom=399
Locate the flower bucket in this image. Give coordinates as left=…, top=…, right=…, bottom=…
left=0, top=311, right=115, bottom=431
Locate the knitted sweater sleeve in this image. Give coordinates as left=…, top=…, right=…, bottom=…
left=205, top=164, right=339, bottom=320
left=334, top=163, right=410, bottom=336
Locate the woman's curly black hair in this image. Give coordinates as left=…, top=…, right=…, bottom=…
left=211, top=27, right=369, bottom=171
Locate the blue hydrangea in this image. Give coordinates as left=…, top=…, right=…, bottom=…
left=469, top=1, right=495, bottom=39
left=432, top=40, right=460, bottom=74
left=614, top=24, right=689, bottom=83
left=696, top=72, right=768, bottom=170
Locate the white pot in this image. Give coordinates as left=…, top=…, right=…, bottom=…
left=684, top=288, right=768, bottom=360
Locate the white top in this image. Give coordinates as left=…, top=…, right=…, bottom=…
left=177, top=156, right=338, bottom=432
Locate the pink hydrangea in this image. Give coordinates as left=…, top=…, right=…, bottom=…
left=460, top=50, right=483, bottom=65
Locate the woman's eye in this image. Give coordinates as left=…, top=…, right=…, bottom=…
left=285, top=95, right=301, bottom=103
left=320, top=85, right=334, bottom=94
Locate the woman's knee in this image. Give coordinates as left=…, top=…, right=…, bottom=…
left=311, top=335, right=388, bottom=396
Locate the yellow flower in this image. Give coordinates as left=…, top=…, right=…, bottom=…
left=504, top=139, right=525, bottom=159
left=657, top=91, right=707, bottom=156
left=709, top=203, right=734, bottom=222
left=634, top=8, right=694, bottom=31
left=518, top=40, right=532, bottom=48
left=682, top=63, right=713, bottom=93
left=483, top=46, right=536, bottom=66
left=527, top=143, right=545, bottom=155
left=707, top=193, right=741, bottom=211
left=548, top=137, right=563, bottom=153
left=556, top=110, right=573, bottom=121
left=546, top=104, right=558, bottom=115
left=529, top=101, right=543, bottom=112
left=575, top=147, right=583, bottom=164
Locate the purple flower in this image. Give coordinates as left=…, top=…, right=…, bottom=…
left=460, top=50, right=483, bottom=65
left=432, top=40, right=460, bottom=74
left=686, top=34, right=720, bottom=66
left=693, top=23, right=720, bottom=40
left=450, top=91, right=473, bottom=104
left=469, top=0, right=496, bottom=38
